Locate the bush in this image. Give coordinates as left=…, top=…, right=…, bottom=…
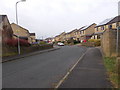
left=19, top=39, right=30, bottom=46
left=6, top=39, right=18, bottom=46
left=88, top=39, right=95, bottom=42
left=73, top=40, right=80, bottom=44
left=61, top=41, right=65, bottom=43
left=5, top=38, right=30, bottom=47
left=88, top=39, right=101, bottom=46
left=39, top=41, right=46, bottom=45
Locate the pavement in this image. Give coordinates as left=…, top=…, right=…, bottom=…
left=58, top=47, right=112, bottom=88
left=2, top=46, right=60, bottom=63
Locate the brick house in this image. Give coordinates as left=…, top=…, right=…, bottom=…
left=80, top=23, right=96, bottom=41
left=59, top=32, right=66, bottom=41
left=65, top=29, right=78, bottom=41
left=11, top=23, right=32, bottom=43
left=92, top=15, right=120, bottom=39
left=54, top=35, right=60, bottom=42
left=74, top=26, right=86, bottom=41
left=54, top=32, right=66, bottom=42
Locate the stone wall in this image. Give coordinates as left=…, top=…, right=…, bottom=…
left=0, top=15, right=14, bottom=57
left=101, top=29, right=120, bottom=57
left=2, top=44, right=53, bottom=57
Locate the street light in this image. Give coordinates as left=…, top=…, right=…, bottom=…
left=16, top=0, right=26, bottom=55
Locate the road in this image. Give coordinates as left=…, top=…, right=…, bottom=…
left=2, top=45, right=87, bottom=88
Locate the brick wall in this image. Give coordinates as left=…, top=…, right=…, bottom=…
left=101, top=29, right=120, bottom=57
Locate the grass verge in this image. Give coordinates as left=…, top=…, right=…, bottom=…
left=104, top=57, right=119, bottom=88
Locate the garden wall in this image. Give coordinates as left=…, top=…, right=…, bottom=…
left=101, top=29, right=120, bottom=57
left=2, top=44, right=53, bottom=57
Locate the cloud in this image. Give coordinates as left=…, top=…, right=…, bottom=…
left=0, top=0, right=119, bottom=38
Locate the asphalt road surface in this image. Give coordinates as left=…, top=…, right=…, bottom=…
left=2, top=45, right=87, bottom=88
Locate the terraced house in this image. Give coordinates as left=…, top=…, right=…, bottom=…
left=59, top=32, right=66, bottom=41
left=80, top=23, right=96, bottom=42
left=75, top=26, right=86, bottom=41
left=92, top=15, right=120, bottom=39
left=66, top=29, right=78, bottom=41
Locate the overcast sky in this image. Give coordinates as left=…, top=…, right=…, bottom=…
left=0, top=0, right=119, bottom=39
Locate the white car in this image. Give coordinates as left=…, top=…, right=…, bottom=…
left=57, top=42, right=64, bottom=46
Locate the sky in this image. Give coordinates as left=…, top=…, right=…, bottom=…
left=0, top=0, right=119, bottom=39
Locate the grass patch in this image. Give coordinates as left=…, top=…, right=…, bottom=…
left=104, top=57, right=119, bottom=88
left=2, top=52, right=18, bottom=57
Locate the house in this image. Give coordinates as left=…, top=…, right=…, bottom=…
left=54, top=35, right=60, bottom=42
left=45, top=37, right=55, bottom=43
left=58, top=32, right=66, bottom=41
left=54, top=32, right=66, bottom=42
left=80, top=23, right=96, bottom=41
left=30, top=33, right=36, bottom=43
left=107, top=15, right=120, bottom=29
left=92, top=15, right=120, bottom=39
left=11, top=23, right=32, bottom=43
left=65, top=32, right=71, bottom=41
left=65, top=29, right=78, bottom=41
left=75, top=26, right=86, bottom=41
left=0, top=15, right=13, bottom=45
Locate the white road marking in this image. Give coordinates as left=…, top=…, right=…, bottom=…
left=55, top=48, right=90, bottom=89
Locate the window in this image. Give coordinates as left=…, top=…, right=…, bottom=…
left=109, top=25, right=112, bottom=29
left=97, top=35, right=100, bottom=39
left=96, top=27, right=98, bottom=31
left=101, top=26, right=104, bottom=30
left=80, top=31, right=81, bottom=34
left=83, top=31, right=84, bottom=34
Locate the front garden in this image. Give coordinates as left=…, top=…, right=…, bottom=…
left=2, top=38, right=53, bottom=57
left=81, top=39, right=101, bottom=47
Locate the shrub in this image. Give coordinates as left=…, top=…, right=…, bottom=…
left=39, top=41, right=46, bottom=45
left=19, top=39, right=30, bottom=46
left=88, top=39, right=95, bottom=42
left=88, top=39, right=101, bottom=46
left=5, top=38, right=30, bottom=47
left=5, top=39, right=18, bottom=46
left=61, top=41, right=65, bottom=43
left=73, top=40, right=80, bottom=44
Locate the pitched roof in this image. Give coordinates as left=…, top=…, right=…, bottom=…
left=97, top=17, right=114, bottom=27
left=11, top=23, right=30, bottom=33
left=107, top=15, right=120, bottom=24
left=67, top=29, right=78, bottom=34
left=30, top=33, right=35, bottom=36
left=80, top=23, right=96, bottom=31
left=79, top=26, right=86, bottom=30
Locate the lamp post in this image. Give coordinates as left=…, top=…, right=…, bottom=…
left=16, top=0, right=26, bottom=55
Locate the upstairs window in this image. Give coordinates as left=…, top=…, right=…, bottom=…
left=80, top=31, right=81, bottom=34
left=101, top=26, right=104, bottom=30
left=96, top=27, right=98, bottom=31
left=109, top=25, right=112, bottom=29
left=83, top=31, right=84, bottom=34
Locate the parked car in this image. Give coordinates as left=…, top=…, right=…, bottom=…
left=57, top=42, right=64, bottom=46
